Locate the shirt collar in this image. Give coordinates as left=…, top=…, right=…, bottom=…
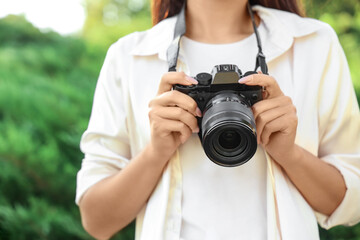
left=130, top=5, right=322, bottom=62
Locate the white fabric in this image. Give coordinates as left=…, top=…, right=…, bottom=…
left=179, top=33, right=267, bottom=240
left=75, top=5, right=360, bottom=240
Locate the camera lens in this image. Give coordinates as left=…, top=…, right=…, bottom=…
left=219, top=130, right=241, bottom=150
left=212, top=127, right=248, bottom=158
left=201, top=92, right=257, bottom=167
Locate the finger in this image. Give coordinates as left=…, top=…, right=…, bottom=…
left=252, top=96, right=294, bottom=119
left=157, top=72, right=198, bottom=95
left=150, top=118, right=193, bottom=144
left=260, top=113, right=297, bottom=145
left=149, top=107, right=199, bottom=133
left=238, top=73, right=283, bottom=99
left=255, top=104, right=295, bottom=144
left=179, top=125, right=193, bottom=144
left=149, top=90, right=202, bottom=117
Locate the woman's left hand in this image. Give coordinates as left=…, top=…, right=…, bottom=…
left=239, top=73, right=299, bottom=166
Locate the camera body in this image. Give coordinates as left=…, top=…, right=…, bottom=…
left=174, top=64, right=263, bottom=167
left=174, top=65, right=262, bottom=111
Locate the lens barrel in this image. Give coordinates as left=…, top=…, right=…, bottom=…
left=201, top=92, right=257, bottom=167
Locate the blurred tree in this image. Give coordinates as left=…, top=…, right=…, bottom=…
left=82, top=0, right=152, bottom=48
left=0, top=14, right=135, bottom=240
left=304, top=0, right=358, bottom=18
left=0, top=14, right=95, bottom=239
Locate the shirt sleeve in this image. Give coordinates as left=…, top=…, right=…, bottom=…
left=75, top=43, right=131, bottom=205
left=314, top=28, right=360, bottom=228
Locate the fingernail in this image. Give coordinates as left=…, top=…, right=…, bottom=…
left=193, top=127, right=199, bottom=133
left=238, top=75, right=253, bottom=83
left=186, top=76, right=198, bottom=84
left=196, top=107, right=202, bottom=117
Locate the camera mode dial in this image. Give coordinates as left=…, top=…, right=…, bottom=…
left=196, top=73, right=212, bottom=85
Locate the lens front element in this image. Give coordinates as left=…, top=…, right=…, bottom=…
left=218, top=130, right=241, bottom=150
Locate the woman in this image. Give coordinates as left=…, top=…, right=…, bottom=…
left=75, top=0, right=360, bottom=239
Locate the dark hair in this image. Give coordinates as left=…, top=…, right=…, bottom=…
left=151, top=0, right=305, bottom=25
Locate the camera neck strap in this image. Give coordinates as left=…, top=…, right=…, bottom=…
left=166, top=1, right=268, bottom=74
left=166, top=0, right=186, bottom=72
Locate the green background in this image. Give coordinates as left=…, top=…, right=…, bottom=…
left=0, top=0, right=359, bottom=239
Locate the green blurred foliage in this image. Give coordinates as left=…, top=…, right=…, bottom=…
left=0, top=15, right=133, bottom=239
left=82, top=0, right=152, bottom=49
left=0, top=14, right=97, bottom=239
left=304, top=0, right=360, bottom=96
left=0, top=0, right=359, bottom=239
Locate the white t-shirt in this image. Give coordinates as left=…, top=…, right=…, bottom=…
left=179, top=23, right=267, bottom=240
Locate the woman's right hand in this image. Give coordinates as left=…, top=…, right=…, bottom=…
left=147, top=72, right=202, bottom=163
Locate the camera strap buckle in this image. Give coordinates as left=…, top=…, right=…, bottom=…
left=256, top=52, right=268, bottom=75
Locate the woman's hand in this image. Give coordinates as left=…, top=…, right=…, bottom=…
left=239, top=73, right=299, bottom=166
left=147, top=72, right=201, bottom=163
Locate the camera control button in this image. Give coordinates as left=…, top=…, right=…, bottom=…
left=196, top=73, right=212, bottom=85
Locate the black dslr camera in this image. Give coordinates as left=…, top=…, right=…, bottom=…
left=174, top=64, right=262, bottom=167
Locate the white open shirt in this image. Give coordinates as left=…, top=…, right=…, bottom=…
left=76, top=5, right=360, bottom=240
